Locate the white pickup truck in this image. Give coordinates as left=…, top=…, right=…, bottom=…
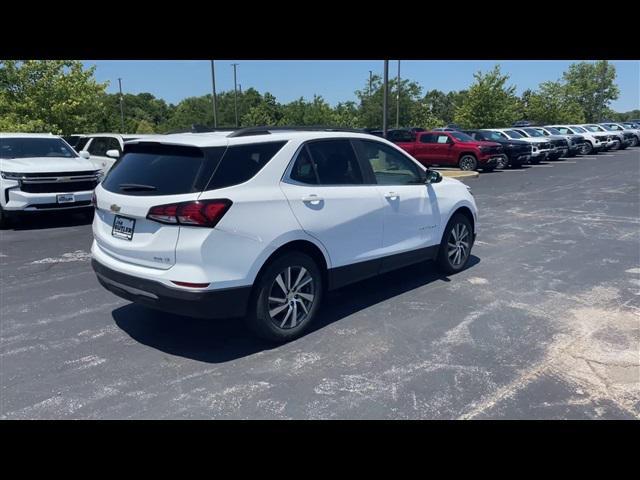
left=0, top=133, right=102, bottom=228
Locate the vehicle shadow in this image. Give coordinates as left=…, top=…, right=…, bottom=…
left=113, top=255, right=481, bottom=363
left=8, top=210, right=93, bottom=231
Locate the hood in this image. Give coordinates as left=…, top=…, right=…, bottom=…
left=0, top=156, right=97, bottom=174
left=517, top=137, right=548, bottom=144
left=457, top=140, right=501, bottom=147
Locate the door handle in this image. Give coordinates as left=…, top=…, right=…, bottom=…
left=384, top=192, right=399, bottom=199
left=302, top=194, right=323, bottom=203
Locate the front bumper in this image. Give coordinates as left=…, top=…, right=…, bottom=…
left=92, top=259, right=252, bottom=320
left=3, top=187, right=94, bottom=212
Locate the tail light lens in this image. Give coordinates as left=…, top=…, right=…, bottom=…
left=147, top=199, right=232, bottom=227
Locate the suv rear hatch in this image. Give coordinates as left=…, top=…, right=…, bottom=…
left=93, top=142, right=225, bottom=269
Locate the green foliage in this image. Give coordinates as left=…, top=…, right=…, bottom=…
left=454, top=65, right=520, bottom=128
left=563, top=61, right=620, bottom=122
left=523, top=81, right=585, bottom=124
left=0, top=60, right=630, bottom=135
left=0, top=60, right=108, bottom=134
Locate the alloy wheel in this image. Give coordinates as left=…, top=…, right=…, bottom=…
left=447, top=223, right=470, bottom=267
left=267, top=266, right=315, bottom=330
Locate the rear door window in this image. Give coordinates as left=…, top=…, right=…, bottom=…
left=102, top=144, right=224, bottom=196
left=306, top=140, right=364, bottom=185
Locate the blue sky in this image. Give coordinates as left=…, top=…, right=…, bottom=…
left=83, top=60, right=640, bottom=112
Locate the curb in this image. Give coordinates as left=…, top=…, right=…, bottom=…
left=436, top=170, right=479, bottom=179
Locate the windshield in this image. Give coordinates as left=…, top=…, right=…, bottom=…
left=478, top=130, right=506, bottom=141
left=570, top=126, right=586, bottom=133
left=449, top=131, right=475, bottom=142
left=544, top=127, right=562, bottom=135
left=503, top=130, right=525, bottom=139
left=0, top=137, right=78, bottom=159
left=522, top=128, right=545, bottom=137
left=585, top=125, right=604, bottom=132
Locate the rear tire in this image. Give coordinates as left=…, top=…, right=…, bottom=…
left=436, top=213, right=474, bottom=275
left=247, top=252, right=323, bottom=343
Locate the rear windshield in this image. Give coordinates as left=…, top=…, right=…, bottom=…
left=102, top=141, right=286, bottom=196
left=102, top=143, right=224, bottom=196
left=0, top=137, right=78, bottom=159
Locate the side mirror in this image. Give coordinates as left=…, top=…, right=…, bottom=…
left=425, top=170, right=442, bottom=184
left=79, top=151, right=90, bottom=159
left=106, top=149, right=121, bottom=159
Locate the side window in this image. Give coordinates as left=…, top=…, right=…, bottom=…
left=75, top=137, right=90, bottom=151
left=289, top=146, right=318, bottom=185
left=88, top=137, right=119, bottom=156
left=306, top=140, right=364, bottom=185
left=355, top=140, right=423, bottom=186
left=436, top=135, right=449, bottom=144
left=419, top=134, right=435, bottom=143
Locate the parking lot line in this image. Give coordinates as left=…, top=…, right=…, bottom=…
left=554, top=161, right=577, bottom=164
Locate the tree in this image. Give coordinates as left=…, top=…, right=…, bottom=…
left=355, top=74, right=424, bottom=128
left=454, top=65, right=520, bottom=128
left=0, top=60, right=108, bottom=134
left=523, top=81, right=585, bottom=124
left=241, top=93, right=283, bottom=126
left=135, top=119, right=156, bottom=133
left=563, top=61, right=620, bottom=122
left=422, top=90, right=461, bottom=124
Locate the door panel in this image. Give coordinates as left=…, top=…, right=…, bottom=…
left=280, top=140, right=385, bottom=270
left=353, top=139, right=438, bottom=264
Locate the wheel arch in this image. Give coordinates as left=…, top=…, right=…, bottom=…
left=251, top=238, right=330, bottom=294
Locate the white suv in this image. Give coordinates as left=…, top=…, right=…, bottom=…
left=74, top=133, right=156, bottom=174
left=1, top=133, right=102, bottom=228
left=91, top=128, right=478, bottom=342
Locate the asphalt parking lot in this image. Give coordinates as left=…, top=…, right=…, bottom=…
left=1, top=148, right=639, bottom=419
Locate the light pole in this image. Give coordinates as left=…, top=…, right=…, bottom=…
left=231, top=63, right=239, bottom=127
left=118, top=78, right=125, bottom=133
left=382, top=60, right=389, bottom=138
left=210, top=60, right=218, bottom=128
left=396, top=60, right=401, bottom=129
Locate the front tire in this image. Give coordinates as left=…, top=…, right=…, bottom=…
left=458, top=154, right=477, bottom=171
left=247, top=252, right=323, bottom=343
left=580, top=142, right=593, bottom=155
left=436, top=214, right=473, bottom=275
left=0, top=206, right=13, bottom=230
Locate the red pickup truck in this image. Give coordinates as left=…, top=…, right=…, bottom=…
left=393, top=130, right=505, bottom=171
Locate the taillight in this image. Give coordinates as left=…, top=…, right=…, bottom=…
left=147, top=199, right=232, bottom=227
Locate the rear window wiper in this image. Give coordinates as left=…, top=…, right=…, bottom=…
left=119, top=183, right=158, bottom=191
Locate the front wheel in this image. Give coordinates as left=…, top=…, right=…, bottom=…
left=631, top=136, right=639, bottom=147
left=580, top=142, right=593, bottom=155
left=0, top=206, right=13, bottom=230
left=247, top=252, right=323, bottom=343
left=458, top=155, right=477, bottom=171
left=436, top=214, right=473, bottom=275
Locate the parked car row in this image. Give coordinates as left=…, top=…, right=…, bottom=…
left=375, top=121, right=640, bottom=171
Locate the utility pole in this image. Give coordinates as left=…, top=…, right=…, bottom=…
left=369, top=70, right=373, bottom=97
left=118, top=78, right=125, bottom=133
left=231, top=63, right=239, bottom=127
left=396, top=60, right=401, bottom=129
left=210, top=60, right=218, bottom=128
left=382, top=60, right=389, bottom=138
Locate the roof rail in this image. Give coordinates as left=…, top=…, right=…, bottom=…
left=226, top=126, right=369, bottom=138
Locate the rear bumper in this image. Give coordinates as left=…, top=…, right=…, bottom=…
left=92, top=259, right=252, bottom=319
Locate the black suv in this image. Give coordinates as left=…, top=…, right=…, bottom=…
left=464, top=129, right=533, bottom=168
